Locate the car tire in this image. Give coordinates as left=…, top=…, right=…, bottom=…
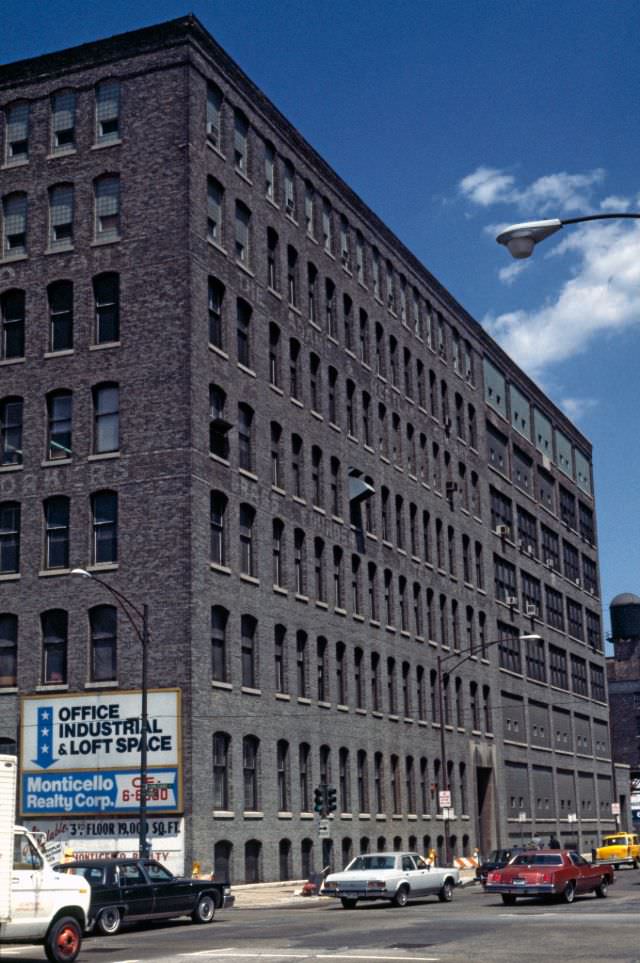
left=192, top=892, right=216, bottom=924
left=391, top=885, right=409, bottom=907
left=595, top=878, right=608, bottom=898
left=562, top=881, right=576, bottom=904
left=438, top=879, right=454, bottom=903
left=501, top=894, right=516, bottom=906
left=95, top=907, right=122, bottom=936
left=634, top=859, right=640, bottom=870
left=45, top=916, right=82, bottom=963
left=340, top=897, right=358, bottom=909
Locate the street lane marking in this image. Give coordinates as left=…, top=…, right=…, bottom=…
left=318, top=957, right=439, bottom=962
left=180, top=954, right=237, bottom=958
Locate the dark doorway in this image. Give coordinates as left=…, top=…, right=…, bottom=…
left=476, top=766, right=494, bottom=856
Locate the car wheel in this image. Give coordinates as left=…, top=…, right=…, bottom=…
left=340, top=897, right=358, bottom=909
left=391, top=885, right=409, bottom=907
left=562, top=881, right=576, bottom=904
left=595, top=878, right=608, bottom=898
left=45, top=916, right=82, bottom=963
left=95, top=907, right=122, bottom=936
left=634, top=859, right=640, bottom=870
left=438, top=879, right=454, bottom=903
left=192, top=892, right=216, bottom=924
left=501, top=894, right=516, bottom=906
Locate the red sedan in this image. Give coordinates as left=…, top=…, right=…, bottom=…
left=485, top=849, right=614, bottom=905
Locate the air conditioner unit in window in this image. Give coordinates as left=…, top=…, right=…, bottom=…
left=588, top=586, right=595, bottom=595
left=505, top=596, right=518, bottom=607
left=545, top=558, right=554, bottom=568
left=575, top=577, right=582, bottom=587
left=525, top=603, right=538, bottom=618
left=496, top=524, right=510, bottom=537
left=542, top=454, right=552, bottom=470
left=285, top=199, right=295, bottom=214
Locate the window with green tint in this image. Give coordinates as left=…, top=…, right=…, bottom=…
left=555, top=429, right=573, bottom=477
left=509, top=384, right=530, bottom=439
left=533, top=407, right=552, bottom=456
left=483, top=358, right=507, bottom=418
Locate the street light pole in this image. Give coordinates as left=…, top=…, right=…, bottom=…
left=436, top=634, right=541, bottom=866
left=71, top=568, right=151, bottom=859
left=496, top=212, right=640, bottom=259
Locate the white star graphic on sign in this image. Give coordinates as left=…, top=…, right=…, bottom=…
left=41, top=744, right=49, bottom=754
left=41, top=710, right=50, bottom=720
left=41, top=727, right=49, bottom=736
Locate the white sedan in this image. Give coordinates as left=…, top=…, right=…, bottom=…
left=321, top=852, right=460, bottom=908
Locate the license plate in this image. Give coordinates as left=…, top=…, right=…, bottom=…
left=513, top=878, right=525, bottom=885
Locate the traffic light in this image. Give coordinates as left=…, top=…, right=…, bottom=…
left=314, top=784, right=327, bottom=815
left=326, top=785, right=337, bottom=814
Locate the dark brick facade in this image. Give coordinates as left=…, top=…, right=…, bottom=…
left=0, top=16, right=617, bottom=881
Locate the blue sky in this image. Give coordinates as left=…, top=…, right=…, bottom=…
left=3, top=0, right=639, bottom=637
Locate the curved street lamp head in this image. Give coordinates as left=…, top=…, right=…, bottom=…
left=496, top=219, right=563, bottom=259
left=71, top=568, right=92, bottom=579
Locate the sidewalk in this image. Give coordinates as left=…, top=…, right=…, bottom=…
left=230, top=868, right=478, bottom=909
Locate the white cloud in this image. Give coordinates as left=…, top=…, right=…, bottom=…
left=498, top=261, right=529, bottom=285
left=459, top=166, right=605, bottom=215
left=483, top=219, right=640, bottom=376
left=559, top=397, right=598, bottom=422
left=459, top=167, right=515, bottom=207
left=600, top=195, right=630, bottom=212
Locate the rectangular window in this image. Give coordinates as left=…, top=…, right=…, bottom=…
left=549, top=644, right=568, bottom=689
left=234, top=111, right=249, bottom=173
left=94, top=273, right=119, bottom=344
left=42, top=610, right=67, bottom=684
left=48, top=281, right=73, bottom=352
left=206, top=83, right=222, bottom=145
left=44, top=497, right=69, bottom=569
left=0, top=502, right=20, bottom=573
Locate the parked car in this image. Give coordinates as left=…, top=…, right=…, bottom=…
left=55, top=858, right=233, bottom=935
left=475, top=848, right=524, bottom=885
left=321, top=852, right=459, bottom=908
left=485, top=849, right=614, bottom=905
left=594, top=833, right=640, bottom=869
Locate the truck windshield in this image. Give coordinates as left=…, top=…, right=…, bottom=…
left=602, top=836, right=627, bottom=846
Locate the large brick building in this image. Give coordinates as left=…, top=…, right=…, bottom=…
left=0, top=16, right=619, bottom=881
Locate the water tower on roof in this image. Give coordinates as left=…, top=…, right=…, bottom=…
left=610, top=593, right=640, bottom=642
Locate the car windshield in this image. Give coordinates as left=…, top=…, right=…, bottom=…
left=602, top=836, right=626, bottom=846
left=512, top=854, right=563, bottom=866
left=346, top=855, right=396, bottom=871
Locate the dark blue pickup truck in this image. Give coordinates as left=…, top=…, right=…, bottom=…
left=56, top=858, right=233, bottom=935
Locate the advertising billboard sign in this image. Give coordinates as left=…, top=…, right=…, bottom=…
left=20, top=689, right=181, bottom=817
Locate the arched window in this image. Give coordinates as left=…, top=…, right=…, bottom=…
left=95, top=80, right=120, bottom=143
left=278, top=839, right=292, bottom=881
left=211, top=606, right=228, bottom=683
left=90, top=604, right=117, bottom=682
left=213, top=731, right=231, bottom=810
left=92, top=383, right=119, bottom=453
left=0, top=613, right=17, bottom=687
left=41, top=609, right=67, bottom=684
left=0, top=289, right=25, bottom=360
left=47, top=280, right=74, bottom=351
left=43, top=496, right=70, bottom=569
left=210, top=491, right=227, bottom=566
left=0, top=501, right=20, bottom=573
left=276, top=740, right=290, bottom=812
left=93, top=272, right=119, bottom=344
left=94, top=174, right=120, bottom=240
left=2, top=193, right=27, bottom=257
left=48, top=185, right=74, bottom=250
left=0, top=397, right=22, bottom=465
left=46, top=389, right=72, bottom=460
left=91, top=490, right=118, bottom=564
left=242, top=736, right=260, bottom=811
left=241, top=615, right=257, bottom=689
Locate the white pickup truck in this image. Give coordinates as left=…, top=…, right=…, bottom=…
left=322, top=851, right=460, bottom=908
left=0, top=755, right=91, bottom=962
